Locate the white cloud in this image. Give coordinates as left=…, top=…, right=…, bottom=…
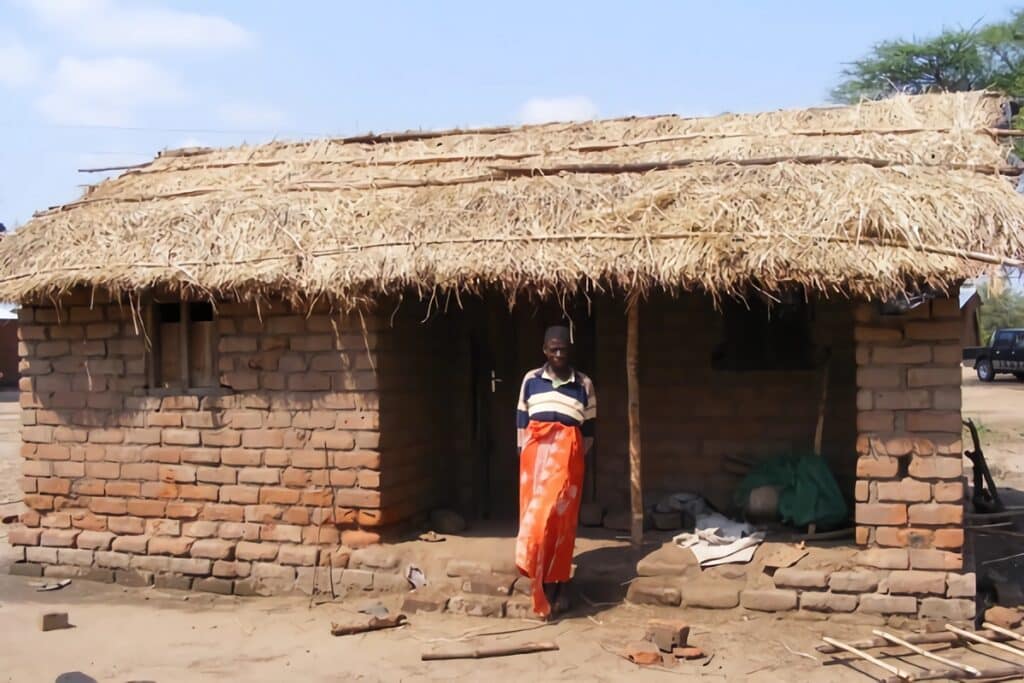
left=518, top=96, right=598, bottom=124
left=0, top=39, right=41, bottom=87
left=216, top=102, right=287, bottom=130
left=21, top=0, right=252, bottom=51
left=36, top=57, right=187, bottom=126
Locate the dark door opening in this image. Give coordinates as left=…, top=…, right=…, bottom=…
left=468, top=296, right=596, bottom=522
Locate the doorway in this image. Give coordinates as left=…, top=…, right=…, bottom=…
left=466, top=295, right=596, bottom=521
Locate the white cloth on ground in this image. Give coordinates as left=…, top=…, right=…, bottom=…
left=672, top=512, right=765, bottom=567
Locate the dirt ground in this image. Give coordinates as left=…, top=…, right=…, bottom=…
left=0, top=375, right=1021, bottom=681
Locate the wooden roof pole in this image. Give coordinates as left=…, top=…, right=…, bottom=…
left=627, top=294, right=643, bottom=546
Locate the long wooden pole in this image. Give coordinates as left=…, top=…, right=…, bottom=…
left=626, top=295, right=643, bottom=547
left=946, top=624, right=1024, bottom=660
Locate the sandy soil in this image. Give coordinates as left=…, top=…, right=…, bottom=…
left=0, top=375, right=1021, bottom=681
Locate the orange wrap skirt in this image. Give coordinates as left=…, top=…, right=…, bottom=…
left=515, top=420, right=584, bottom=617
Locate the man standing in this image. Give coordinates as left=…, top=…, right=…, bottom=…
left=515, top=325, right=596, bottom=618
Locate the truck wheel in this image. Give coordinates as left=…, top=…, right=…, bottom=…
left=1015, top=373, right=1024, bottom=382
left=976, top=358, right=995, bottom=382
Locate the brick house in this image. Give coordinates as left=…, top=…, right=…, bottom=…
left=2, top=91, right=1022, bottom=615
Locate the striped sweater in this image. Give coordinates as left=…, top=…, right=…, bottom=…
left=516, top=366, right=596, bottom=452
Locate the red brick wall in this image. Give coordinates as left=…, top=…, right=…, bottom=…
left=593, top=292, right=858, bottom=513
left=10, top=292, right=403, bottom=593
left=852, top=296, right=972, bottom=619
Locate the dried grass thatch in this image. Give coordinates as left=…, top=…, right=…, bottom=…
left=1, top=90, right=1022, bottom=306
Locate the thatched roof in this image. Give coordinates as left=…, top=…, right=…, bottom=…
left=2, top=90, right=1023, bottom=305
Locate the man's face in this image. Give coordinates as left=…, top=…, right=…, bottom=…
left=543, top=338, right=571, bottom=371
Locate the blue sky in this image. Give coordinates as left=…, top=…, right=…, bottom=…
left=0, top=0, right=1017, bottom=226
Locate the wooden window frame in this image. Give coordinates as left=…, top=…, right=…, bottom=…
left=146, top=299, right=218, bottom=391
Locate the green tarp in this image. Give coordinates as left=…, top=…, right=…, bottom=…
left=734, top=454, right=848, bottom=529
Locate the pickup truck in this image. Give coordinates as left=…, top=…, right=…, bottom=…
left=963, top=328, right=1024, bottom=382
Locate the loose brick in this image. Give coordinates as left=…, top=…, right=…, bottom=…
left=105, top=481, right=141, bottom=497
left=144, top=447, right=183, bottom=464
left=202, top=430, right=241, bottom=447
left=855, top=503, right=907, bottom=526
left=856, top=367, right=902, bottom=389
left=855, top=326, right=903, bottom=343
left=909, top=504, right=963, bottom=526
left=872, top=346, right=931, bottom=364
left=197, top=467, right=237, bottom=484
left=40, top=529, right=79, bottom=547
left=183, top=521, right=219, bottom=538
left=190, top=538, right=234, bottom=560
left=873, top=390, right=931, bottom=411
left=908, top=456, right=962, bottom=480
left=195, top=577, right=234, bottom=595
left=148, top=412, right=183, bottom=428
left=213, top=560, right=251, bottom=579
left=260, top=524, right=302, bottom=543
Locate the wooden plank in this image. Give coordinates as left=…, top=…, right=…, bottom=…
left=189, top=321, right=216, bottom=388
left=626, top=298, right=642, bottom=547
left=872, top=629, right=980, bottom=676
left=820, top=636, right=912, bottom=679
left=159, top=322, right=181, bottom=389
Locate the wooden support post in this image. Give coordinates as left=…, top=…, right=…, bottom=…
left=179, top=301, right=190, bottom=389
left=626, top=295, right=642, bottom=546
left=143, top=299, right=156, bottom=389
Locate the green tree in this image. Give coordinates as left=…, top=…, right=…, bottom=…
left=831, top=10, right=1024, bottom=103
left=978, top=283, right=1024, bottom=343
